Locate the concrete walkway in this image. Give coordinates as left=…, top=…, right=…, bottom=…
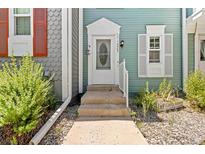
left=63, top=117, right=148, bottom=145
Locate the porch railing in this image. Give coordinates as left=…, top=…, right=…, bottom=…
left=119, top=59, right=129, bottom=107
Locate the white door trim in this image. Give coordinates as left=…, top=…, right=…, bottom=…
left=87, top=17, right=120, bottom=85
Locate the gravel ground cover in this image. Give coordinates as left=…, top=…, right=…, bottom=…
left=130, top=102, right=205, bottom=145
left=40, top=105, right=79, bottom=145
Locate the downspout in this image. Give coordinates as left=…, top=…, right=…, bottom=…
left=79, top=8, right=83, bottom=93
left=182, top=8, right=188, bottom=89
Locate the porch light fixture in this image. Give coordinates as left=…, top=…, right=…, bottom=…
left=120, top=40, right=124, bottom=48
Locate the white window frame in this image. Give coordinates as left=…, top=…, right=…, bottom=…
left=8, top=8, right=33, bottom=56
left=13, top=9, right=32, bottom=36
left=148, top=36, right=161, bottom=63
left=146, top=25, right=165, bottom=77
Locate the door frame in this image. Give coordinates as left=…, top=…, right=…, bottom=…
left=91, top=35, right=116, bottom=84
left=87, top=18, right=121, bottom=85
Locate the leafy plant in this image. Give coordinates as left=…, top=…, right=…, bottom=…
left=0, top=56, right=53, bottom=144
left=130, top=110, right=137, bottom=117
left=158, top=79, right=173, bottom=100
left=135, top=82, right=157, bottom=116
left=185, top=70, right=205, bottom=108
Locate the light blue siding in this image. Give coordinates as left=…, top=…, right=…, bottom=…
left=186, top=8, right=193, bottom=18
left=83, top=9, right=182, bottom=95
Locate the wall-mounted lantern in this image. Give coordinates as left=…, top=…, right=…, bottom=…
left=120, top=40, right=124, bottom=48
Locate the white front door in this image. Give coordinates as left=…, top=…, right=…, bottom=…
left=92, top=36, right=115, bottom=84
left=199, top=37, right=205, bottom=72
left=87, top=18, right=121, bottom=85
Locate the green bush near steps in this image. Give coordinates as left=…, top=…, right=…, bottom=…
left=134, top=82, right=157, bottom=116
left=0, top=56, right=54, bottom=144
left=185, top=70, right=205, bottom=108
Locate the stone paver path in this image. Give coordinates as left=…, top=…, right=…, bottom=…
left=63, top=117, right=148, bottom=145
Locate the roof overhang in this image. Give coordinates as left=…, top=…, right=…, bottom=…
left=187, top=9, right=205, bottom=33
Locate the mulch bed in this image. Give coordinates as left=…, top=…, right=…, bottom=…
left=0, top=110, right=54, bottom=145
left=130, top=100, right=205, bottom=145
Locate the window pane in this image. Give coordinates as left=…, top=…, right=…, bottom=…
left=14, top=8, right=30, bottom=14
left=15, top=17, right=31, bottom=35
left=150, top=37, right=154, bottom=43
left=150, top=42, right=154, bottom=49
left=149, top=50, right=160, bottom=63
left=149, top=36, right=160, bottom=49
left=96, top=39, right=111, bottom=70
left=155, top=37, right=160, bottom=43
left=200, top=40, right=205, bottom=61
left=155, top=42, right=160, bottom=48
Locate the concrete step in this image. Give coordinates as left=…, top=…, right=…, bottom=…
left=87, top=84, right=120, bottom=91
left=81, top=91, right=126, bottom=104
left=78, top=104, right=129, bottom=117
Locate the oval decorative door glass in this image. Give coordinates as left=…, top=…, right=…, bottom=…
left=96, top=39, right=111, bottom=70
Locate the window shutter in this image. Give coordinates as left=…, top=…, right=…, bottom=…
left=138, top=34, right=147, bottom=77
left=164, top=34, right=173, bottom=77
left=33, top=8, right=47, bottom=57
left=0, top=9, right=8, bottom=57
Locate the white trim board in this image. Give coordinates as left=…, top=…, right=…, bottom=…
left=68, top=8, right=72, bottom=98
left=62, top=8, right=72, bottom=101
left=78, top=8, right=83, bottom=93
left=62, top=8, right=68, bottom=101
left=182, top=8, right=188, bottom=89
left=194, top=25, right=199, bottom=70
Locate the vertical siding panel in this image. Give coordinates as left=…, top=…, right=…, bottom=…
left=72, top=8, right=79, bottom=97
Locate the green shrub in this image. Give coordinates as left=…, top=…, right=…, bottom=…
left=158, top=79, right=173, bottom=100
left=185, top=70, right=205, bottom=108
left=135, top=82, right=157, bottom=116
left=0, top=56, right=53, bottom=143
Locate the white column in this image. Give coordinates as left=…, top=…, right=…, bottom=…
left=62, top=8, right=72, bottom=100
